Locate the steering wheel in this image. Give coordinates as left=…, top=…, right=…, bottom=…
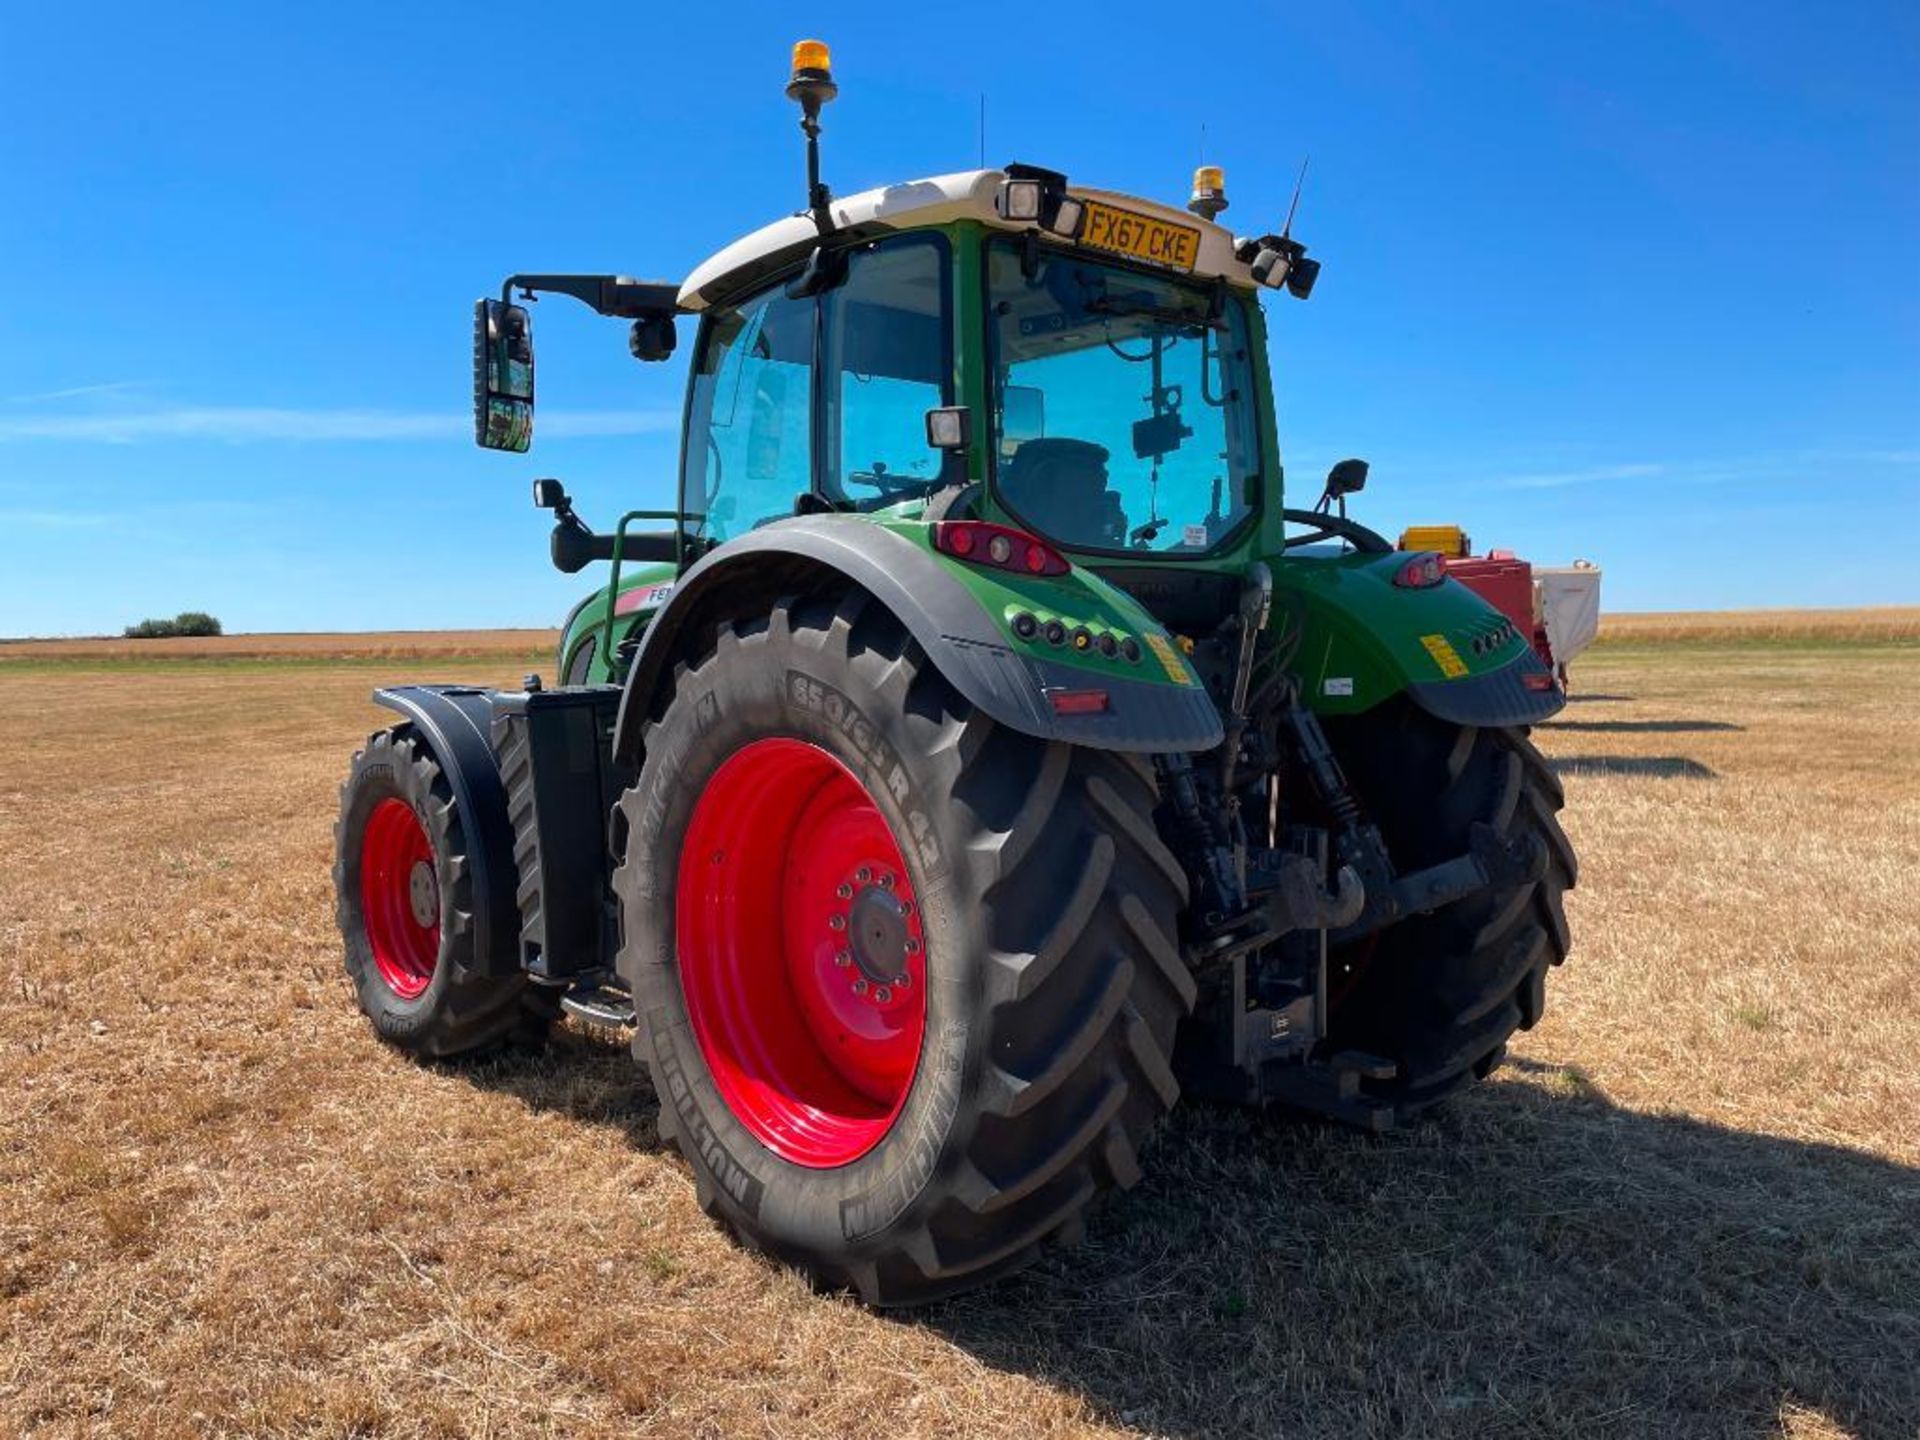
left=1279, top=507, right=1393, bottom=554
left=846, top=462, right=926, bottom=497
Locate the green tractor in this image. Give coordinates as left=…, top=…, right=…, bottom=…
left=334, top=42, right=1574, bottom=1305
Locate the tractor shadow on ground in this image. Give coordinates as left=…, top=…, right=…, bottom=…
left=1547, top=755, right=1718, bottom=780
left=913, top=1070, right=1920, bottom=1439
left=1559, top=692, right=1637, bottom=704
left=1538, top=718, right=1744, bottom=734
left=459, top=1025, right=666, bottom=1153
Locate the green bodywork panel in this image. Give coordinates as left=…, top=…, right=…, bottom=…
left=556, top=517, right=1205, bottom=692
left=872, top=521, right=1203, bottom=686
left=1266, top=550, right=1532, bottom=714
left=546, top=217, right=1532, bottom=723
left=558, top=561, right=678, bottom=685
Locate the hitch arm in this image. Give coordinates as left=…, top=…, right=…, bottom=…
left=1331, top=821, right=1547, bottom=946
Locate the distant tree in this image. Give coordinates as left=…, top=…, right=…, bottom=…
left=123, top=612, right=223, bottom=639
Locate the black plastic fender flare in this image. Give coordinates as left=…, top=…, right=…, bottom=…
left=1405, top=647, right=1567, bottom=728
left=610, top=515, right=1224, bottom=768
left=370, top=684, right=523, bottom=976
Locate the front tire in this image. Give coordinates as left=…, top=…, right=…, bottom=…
left=1321, top=700, right=1576, bottom=1118
left=615, top=591, right=1193, bottom=1305
left=334, top=726, right=558, bottom=1056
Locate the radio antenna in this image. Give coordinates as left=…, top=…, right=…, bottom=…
left=1280, top=154, right=1310, bottom=239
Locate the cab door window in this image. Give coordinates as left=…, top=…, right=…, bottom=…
left=682, top=285, right=815, bottom=543
left=823, top=235, right=951, bottom=505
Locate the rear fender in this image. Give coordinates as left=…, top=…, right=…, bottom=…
left=1274, top=550, right=1565, bottom=726
left=610, top=514, right=1224, bottom=768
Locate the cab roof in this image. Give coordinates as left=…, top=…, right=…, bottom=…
left=677, top=167, right=1258, bottom=312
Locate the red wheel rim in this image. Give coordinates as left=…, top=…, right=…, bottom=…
left=676, top=738, right=928, bottom=1168
left=360, top=798, right=440, bottom=1000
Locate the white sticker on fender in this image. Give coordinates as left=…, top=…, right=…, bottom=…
left=1324, top=676, right=1354, bottom=697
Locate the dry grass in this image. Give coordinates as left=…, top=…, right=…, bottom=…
left=1, top=627, right=1916, bottom=1438
left=1597, top=606, right=1920, bottom=647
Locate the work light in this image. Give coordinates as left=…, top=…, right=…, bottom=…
left=996, top=179, right=1043, bottom=222
left=994, top=164, right=1081, bottom=237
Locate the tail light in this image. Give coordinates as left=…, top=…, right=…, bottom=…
left=1048, top=688, right=1110, bottom=715
left=932, top=521, right=1070, bottom=577
left=1392, top=552, right=1446, bottom=589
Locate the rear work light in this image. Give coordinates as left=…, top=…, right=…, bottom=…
left=1391, top=552, right=1446, bottom=589
left=933, top=521, right=1070, bottom=577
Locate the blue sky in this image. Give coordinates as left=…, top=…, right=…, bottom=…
left=2, top=1, right=1915, bottom=636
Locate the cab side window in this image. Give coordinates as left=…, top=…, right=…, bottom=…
left=681, top=232, right=952, bottom=536
left=683, top=285, right=815, bottom=543
left=823, top=235, right=950, bottom=504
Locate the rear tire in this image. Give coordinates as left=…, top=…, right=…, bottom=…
left=614, top=590, right=1193, bottom=1305
left=1321, top=700, right=1575, bottom=1118
left=334, top=726, right=558, bottom=1057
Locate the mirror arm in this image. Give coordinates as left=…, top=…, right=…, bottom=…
left=501, top=274, right=681, bottom=321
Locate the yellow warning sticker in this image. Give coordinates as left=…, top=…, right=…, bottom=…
left=1143, top=631, right=1195, bottom=685
left=1420, top=632, right=1469, bottom=679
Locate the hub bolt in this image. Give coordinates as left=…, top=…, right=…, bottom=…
left=895, top=973, right=911, bottom=988
left=874, top=986, right=892, bottom=1004
left=851, top=978, right=869, bottom=996
left=877, top=872, right=895, bottom=889
left=829, top=914, right=847, bottom=932
left=834, top=950, right=852, bottom=968
left=836, top=882, right=853, bottom=899
left=855, top=866, right=872, bottom=883
left=905, top=937, right=922, bottom=956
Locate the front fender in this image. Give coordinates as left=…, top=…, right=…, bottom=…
left=370, top=684, right=522, bottom=975
left=1274, top=550, right=1564, bottom=726
left=611, top=515, right=1224, bottom=766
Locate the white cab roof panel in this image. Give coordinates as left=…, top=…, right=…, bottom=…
left=677, top=168, right=1258, bottom=310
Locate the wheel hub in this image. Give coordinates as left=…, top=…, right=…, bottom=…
left=407, top=859, right=438, bottom=928
left=845, top=881, right=911, bottom=991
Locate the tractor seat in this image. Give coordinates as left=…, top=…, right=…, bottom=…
left=1000, top=438, right=1125, bottom=547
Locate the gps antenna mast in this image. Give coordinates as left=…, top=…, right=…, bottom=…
left=1281, top=155, right=1310, bottom=240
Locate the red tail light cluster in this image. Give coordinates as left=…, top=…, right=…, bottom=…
left=1391, top=552, right=1446, bottom=589
left=932, top=521, right=1070, bottom=577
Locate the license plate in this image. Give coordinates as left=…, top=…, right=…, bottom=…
left=1078, top=202, right=1201, bottom=271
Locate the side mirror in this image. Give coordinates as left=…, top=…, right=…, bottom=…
left=474, top=299, right=534, bottom=452
left=1326, top=458, right=1369, bottom=497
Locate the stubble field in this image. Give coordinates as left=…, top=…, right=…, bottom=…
left=2, top=614, right=1917, bottom=1439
